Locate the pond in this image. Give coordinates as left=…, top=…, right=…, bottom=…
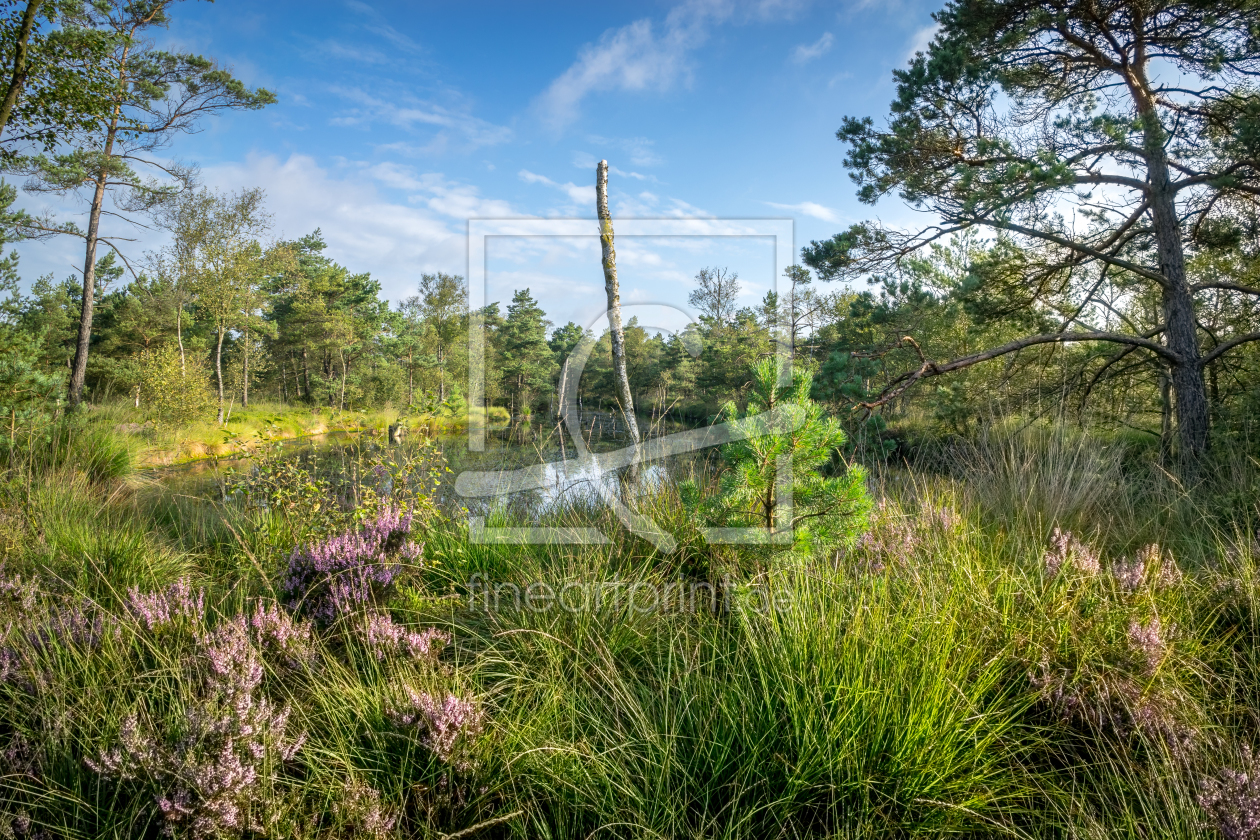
left=146, top=410, right=706, bottom=519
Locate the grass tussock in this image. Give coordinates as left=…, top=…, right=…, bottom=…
left=1, top=424, right=1259, bottom=837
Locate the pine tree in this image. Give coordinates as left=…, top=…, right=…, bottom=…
left=698, top=356, right=871, bottom=551
left=497, top=288, right=554, bottom=417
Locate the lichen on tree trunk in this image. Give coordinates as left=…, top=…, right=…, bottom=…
left=595, top=160, right=640, bottom=448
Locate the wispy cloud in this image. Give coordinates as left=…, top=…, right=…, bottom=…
left=342, top=0, right=426, bottom=54
left=329, top=87, right=512, bottom=153
left=536, top=0, right=736, bottom=129
left=764, top=200, right=843, bottom=223
left=586, top=135, right=662, bottom=168
left=616, top=190, right=711, bottom=218
left=791, top=32, right=833, bottom=63
left=318, top=39, right=390, bottom=65
left=363, top=163, right=517, bottom=218
left=201, top=153, right=466, bottom=302
left=905, top=24, right=937, bottom=61
left=536, top=0, right=819, bottom=127
left=519, top=169, right=597, bottom=206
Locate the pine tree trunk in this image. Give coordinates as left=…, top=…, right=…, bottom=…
left=1134, top=66, right=1209, bottom=471
left=338, top=348, right=347, bottom=411
left=595, top=160, right=641, bottom=447
left=438, top=345, right=445, bottom=402
left=302, top=347, right=311, bottom=405
left=0, top=1, right=42, bottom=142
left=69, top=169, right=109, bottom=407
left=69, top=37, right=131, bottom=407
left=176, top=307, right=185, bottom=377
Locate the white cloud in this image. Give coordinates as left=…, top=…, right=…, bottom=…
left=329, top=87, right=512, bottom=153
left=518, top=169, right=597, bottom=207
left=202, top=153, right=468, bottom=302
left=585, top=135, right=663, bottom=168
left=536, top=0, right=736, bottom=129
left=613, top=190, right=712, bottom=218
left=342, top=0, right=426, bottom=54
left=362, top=162, right=517, bottom=218
left=791, top=32, right=833, bottom=63
left=905, top=24, right=937, bottom=61
left=318, top=39, right=390, bottom=65
left=764, top=200, right=843, bottom=223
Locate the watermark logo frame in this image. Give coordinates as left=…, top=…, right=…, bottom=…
left=460, top=218, right=795, bottom=550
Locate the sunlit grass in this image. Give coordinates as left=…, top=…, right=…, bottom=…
left=0, top=423, right=1258, bottom=837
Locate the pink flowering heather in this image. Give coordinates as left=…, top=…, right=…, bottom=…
left=335, top=780, right=399, bottom=839
left=1043, top=526, right=1101, bottom=577
left=847, top=501, right=921, bottom=574
left=0, top=564, right=37, bottom=612
left=88, top=615, right=306, bottom=839
left=284, top=506, right=423, bottom=624
left=1199, top=745, right=1260, bottom=840
left=388, top=687, right=483, bottom=768
left=126, top=579, right=206, bottom=633
left=360, top=611, right=449, bottom=662
left=203, top=617, right=264, bottom=697
left=248, top=600, right=314, bottom=669
left=1113, top=544, right=1182, bottom=593
left=1127, top=616, right=1169, bottom=674
left=926, top=504, right=962, bottom=532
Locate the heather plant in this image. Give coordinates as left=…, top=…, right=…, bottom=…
left=88, top=611, right=308, bottom=839
left=358, top=610, right=448, bottom=662
left=125, top=578, right=206, bottom=633
left=1200, top=745, right=1260, bottom=840
left=283, top=505, right=422, bottom=624
left=387, top=687, right=483, bottom=769
left=333, top=780, right=400, bottom=840
left=1043, top=525, right=1102, bottom=577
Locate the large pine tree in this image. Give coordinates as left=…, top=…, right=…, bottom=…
left=806, top=0, right=1260, bottom=468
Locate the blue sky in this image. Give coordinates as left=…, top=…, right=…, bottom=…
left=16, top=0, right=941, bottom=329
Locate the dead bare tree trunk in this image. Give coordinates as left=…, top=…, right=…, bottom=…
left=596, top=160, right=640, bottom=448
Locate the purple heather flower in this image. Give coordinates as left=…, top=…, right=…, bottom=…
left=0, top=564, right=37, bottom=612
left=1127, top=616, right=1169, bottom=674
left=335, top=781, right=399, bottom=839
left=1043, top=526, right=1100, bottom=577
left=126, top=579, right=206, bottom=633
left=359, top=611, right=449, bottom=662
left=847, top=501, right=922, bottom=574
left=388, top=688, right=483, bottom=767
left=1200, top=745, right=1260, bottom=840
left=88, top=615, right=306, bottom=839
left=926, top=504, right=962, bottom=531
left=284, top=506, right=423, bottom=624
left=249, top=600, right=313, bottom=668
left=1113, top=544, right=1181, bottom=593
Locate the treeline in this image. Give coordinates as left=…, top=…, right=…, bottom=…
left=5, top=181, right=1260, bottom=460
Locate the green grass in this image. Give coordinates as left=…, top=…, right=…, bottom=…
left=1, top=423, right=1258, bottom=837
